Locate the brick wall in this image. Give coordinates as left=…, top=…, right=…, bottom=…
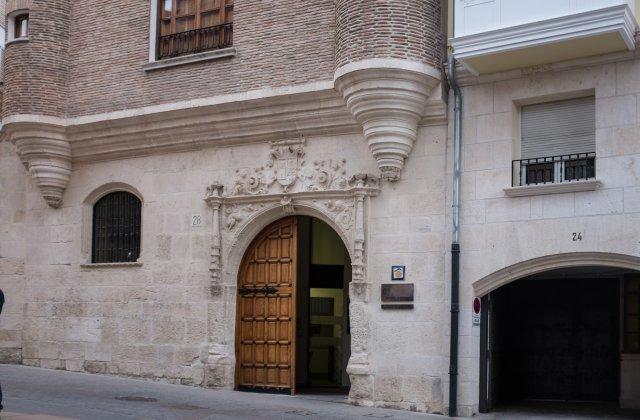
left=62, top=0, right=335, bottom=118
left=335, top=0, right=444, bottom=70
left=2, top=1, right=446, bottom=119
left=2, top=0, right=70, bottom=118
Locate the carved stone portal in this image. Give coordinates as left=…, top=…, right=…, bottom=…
left=204, top=139, right=380, bottom=402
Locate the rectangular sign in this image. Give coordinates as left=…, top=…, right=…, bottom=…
left=381, top=283, right=414, bottom=302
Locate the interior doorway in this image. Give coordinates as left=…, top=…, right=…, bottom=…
left=235, top=216, right=351, bottom=395
left=479, top=266, right=638, bottom=413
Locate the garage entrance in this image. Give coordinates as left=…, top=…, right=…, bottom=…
left=479, top=266, right=638, bottom=412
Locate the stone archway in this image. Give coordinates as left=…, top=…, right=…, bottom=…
left=202, top=139, right=380, bottom=403
left=473, top=252, right=640, bottom=297
left=476, top=253, right=640, bottom=412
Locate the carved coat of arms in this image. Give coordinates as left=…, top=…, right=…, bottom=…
left=267, top=139, right=305, bottom=191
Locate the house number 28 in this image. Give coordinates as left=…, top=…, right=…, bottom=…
left=572, top=232, right=583, bottom=241
left=192, top=215, right=202, bottom=227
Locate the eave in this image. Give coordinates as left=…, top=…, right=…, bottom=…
left=451, top=4, right=638, bottom=75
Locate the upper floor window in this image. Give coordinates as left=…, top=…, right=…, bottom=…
left=7, top=11, right=29, bottom=44
left=513, top=96, right=596, bottom=187
left=14, top=14, right=29, bottom=39
left=157, top=0, right=234, bottom=60
left=92, top=191, right=142, bottom=264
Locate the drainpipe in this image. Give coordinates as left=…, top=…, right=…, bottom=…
left=446, top=54, right=462, bottom=418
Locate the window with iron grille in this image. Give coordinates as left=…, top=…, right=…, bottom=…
left=624, top=276, right=640, bottom=353
left=92, top=192, right=142, bottom=264
left=157, top=0, right=234, bottom=60
left=513, top=96, right=596, bottom=187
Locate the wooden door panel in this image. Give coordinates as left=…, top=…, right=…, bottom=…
left=236, top=217, right=297, bottom=393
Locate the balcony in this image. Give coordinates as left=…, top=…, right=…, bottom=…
left=451, top=0, right=639, bottom=74
left=512, top=152, right=596, bottom=186
left=157, top=23, right=233, bottom=60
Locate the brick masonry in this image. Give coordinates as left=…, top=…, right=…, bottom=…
left=2, top=0, right=445, bottom=119
left=2, top=0, right=70, bottom=118
left=3, top=0, right=337, bottom=118
left=335, top=0, right=444, bottom=70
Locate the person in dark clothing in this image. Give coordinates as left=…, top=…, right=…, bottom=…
left=0, top=288, right=4, bottom=411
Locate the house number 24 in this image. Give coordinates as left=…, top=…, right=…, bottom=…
left=572, top=232, right=583, bottom=241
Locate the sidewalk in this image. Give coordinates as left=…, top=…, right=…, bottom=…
left=0, top=364, right=444, bottom=420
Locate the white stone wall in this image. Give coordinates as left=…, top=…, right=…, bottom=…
left=3, top=52, right=640, bottom=418
left=452, top=56, right=640, bottom=414
left=366, top=124, right=448, bottom=413
left=0, top=140, right=27, bottom=364
left=0, top=123, right=450, bottom=413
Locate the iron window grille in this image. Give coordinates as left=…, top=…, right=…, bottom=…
left=512, top=152, right=596, bottom=187
left=92, top=191, right=141, bottom=264
left=157, top=22, right=233, bottom=59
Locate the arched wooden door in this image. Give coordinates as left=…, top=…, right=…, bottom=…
left=236, top=217, right=298, bottom=393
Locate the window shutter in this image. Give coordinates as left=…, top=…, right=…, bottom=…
left=521, top=96, right=595, bottom=160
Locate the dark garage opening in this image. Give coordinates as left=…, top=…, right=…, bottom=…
left=490, top=275, right=620, bottom=405
left=477, top=265, right=640, bottom=417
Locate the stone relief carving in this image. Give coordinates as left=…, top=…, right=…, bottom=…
left=223, top=203, right=265, bottom=231
left=229, top=139, right=353, bottom=200
left=267, top=139, right=306, bottom=190
left=323, top=199, right=354, bottom=231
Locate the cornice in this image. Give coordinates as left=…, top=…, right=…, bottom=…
left=65, top=88, right=360, bottom=163
left=334, top=58, right=442, bottom=82
left=221, top=187, right=380, bottom=206
left=454, top=42, right=640, bottom=86
left=3, top=81, right=448, bottom=167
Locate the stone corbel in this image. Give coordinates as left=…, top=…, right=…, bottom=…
left=5, top=121, right=71, bottom=208
left=334, top=59, right=441, bottom=181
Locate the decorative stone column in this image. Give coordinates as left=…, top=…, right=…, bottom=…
left=4, top=122, right=70, bottom=208
left=205, top=183, right=224, bottom=296
left=345, top=174, right=375, bottom=402
left=203, top=183, right=235, bottom=388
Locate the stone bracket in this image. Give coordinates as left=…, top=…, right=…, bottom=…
left=5, top=121, right=71, bottom=208
left=334, top=59, right=442, bottom=181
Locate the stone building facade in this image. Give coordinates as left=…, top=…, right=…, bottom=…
left=0, top=0, right=639, bottom=417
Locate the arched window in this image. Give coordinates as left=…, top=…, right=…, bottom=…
left=92, top=191, right=141, bottom=263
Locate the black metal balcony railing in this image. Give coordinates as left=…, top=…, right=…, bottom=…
left=157, top=23, right=233, bottom=60
left=512, top=152, right=596, bottom=187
